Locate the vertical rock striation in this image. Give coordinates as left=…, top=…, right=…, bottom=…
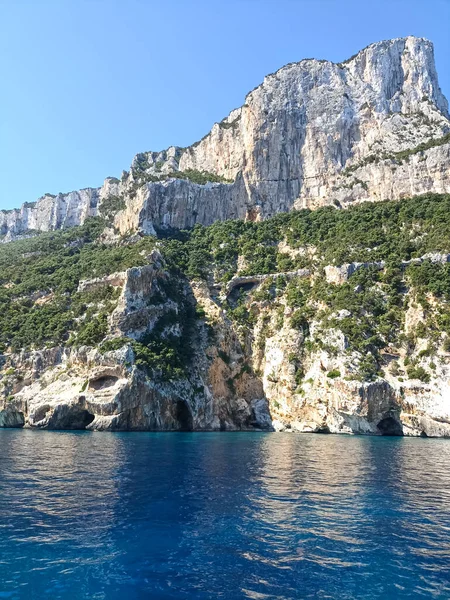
left=2, top=37, right=449, bottom=241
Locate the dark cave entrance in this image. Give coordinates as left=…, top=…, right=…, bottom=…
left=47, top=408, right=95, bottom=430
left=316, top=425, right=331, bottom=434
left=88, top=376, right=118, bottom=391
left=377, top=417, right=403, bottom=436
left=228, top=282, right=259, bottom=305
left=80, top=410, right=95, bottom=428
left=176, top=400, right=194, bottom=431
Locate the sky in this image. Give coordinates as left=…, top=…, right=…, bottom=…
left=1, top=0, right=449, bottom=210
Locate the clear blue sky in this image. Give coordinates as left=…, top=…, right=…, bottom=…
left=1, top=0, right=449, bottom=210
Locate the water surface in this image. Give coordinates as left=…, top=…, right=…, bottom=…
left=1, top=431, right=450, bottom=599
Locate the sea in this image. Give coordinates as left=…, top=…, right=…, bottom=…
left=0, top=430, right=449, bottom=599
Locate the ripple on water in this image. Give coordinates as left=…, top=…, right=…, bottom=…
left=0, top=431, right=450, bottom=599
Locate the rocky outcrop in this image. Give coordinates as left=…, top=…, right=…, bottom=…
left=325, top=253, right=450, bottom=284
left=2, top=37, right=450, bottom=241
left=0, top=188, right=100, bottom=241
left=1, top=37, right=450, bottom=437
left=0, top=405, right=24, bottom=427
left=13, top=341, right=270, bottom=432
left=0, top=256, right=273, bottom=432
left=2, top=243, right=450, bottom=436
left=249, top=295, right=450, bottom=438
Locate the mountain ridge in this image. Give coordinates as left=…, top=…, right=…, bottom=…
left=2, top=35, right=450, bottom=242
left=2, top=37, right=450, bottom=436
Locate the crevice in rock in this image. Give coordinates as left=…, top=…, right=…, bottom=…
left=80, top=410, right=95, bottom=428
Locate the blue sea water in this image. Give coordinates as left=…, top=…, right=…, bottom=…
left=0, top=431, right=450, bottom=599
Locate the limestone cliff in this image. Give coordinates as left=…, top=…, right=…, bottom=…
left=2, top=214, right=450, bottom=437
left=1, top=36, right=449, bottom=240
left=1, top=37, right=450, bottom=437
left=0, top=252, right=272, bottom=432
left=0, top=243, right=450, bottom=437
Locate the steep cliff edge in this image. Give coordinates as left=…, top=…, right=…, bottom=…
left=1, top=37, right=450, bottom=435
left=2, top=36, right=450, bottom=241
left=0, top=242, right=272, bottom=431
left=2, top=192, right=450, bottom=435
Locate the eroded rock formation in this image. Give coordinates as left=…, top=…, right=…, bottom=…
left=0, top=253, right=273, bottom=432
left=1, top=37, right=450, bottom=436
left=2, top=247, right=450, bottom=436
left=1, top=36, right=449, bottom=241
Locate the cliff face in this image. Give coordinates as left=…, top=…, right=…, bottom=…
left=0, top=253, right=272, bottom=432
left=179, top=37, right=449, bottom=212
left=2, top=243, right=450, bottom=437
left=2, top=36, right=450, bottom=240
left=0, top=189, right=99, bottom=241
left=1, top=37, right=450, bottom=436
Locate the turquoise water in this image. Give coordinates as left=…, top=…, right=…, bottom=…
left=0, top=431, right=450, bottom=599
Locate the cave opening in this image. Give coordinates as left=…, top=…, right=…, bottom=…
left=377, top=417, right=403, bottom=436
left=47, top=409, right=95, bottom=430
left=228, top=282, right=259, bottom=305
left=88, top=376, right=119, bottom=391
left=80, top=410, right=95, bottom=428
left=176, top=400, right=194, bottom=431
left=316, top=425, right=331, bottom=434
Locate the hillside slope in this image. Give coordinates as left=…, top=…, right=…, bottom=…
left=2, top=193, right=450, bottom=436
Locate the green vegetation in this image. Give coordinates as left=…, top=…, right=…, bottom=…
left=157, top=193, right=450, bottom=381
left=393, top=131, right=450, bottom=162
left=406, top=364, right=431, bottom=383
left=100, top=293, right=199, bottom=382
left=130, top=293, right=198, bottom=381
left=343, top=132, right=450, bottom=174
left=127, top=164, right=234, bottom=198
left=406, top=261, right=450, bottom=299
left=161, top=193, right=450, bottom=275
left=168, top=169, right=233, bottom=185
left=218, top=116, right=241, bottom=130
left=327, top=369, right=341, bottom=379
left=0, top=218, right=155, bottom=351
left=99, top=195, right=126, bottom=220
left=2, top=192, right=450, bottom=386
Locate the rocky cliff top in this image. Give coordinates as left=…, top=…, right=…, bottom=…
left=2, top=36, right=449, bottom=241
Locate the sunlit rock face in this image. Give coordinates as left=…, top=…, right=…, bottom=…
left=0, top=257, right=273, bottom=432
left=0, top=189, right=100, bottom=241
left=2, top=37, right=449, bottom=240
left=1, top=38, right=450, bottom=435
left=2, top=251, right=450, bottom=436
left=181, top=37, right=449, bottom=209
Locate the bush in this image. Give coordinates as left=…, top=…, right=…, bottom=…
left=327, top=369, right=341, bottom=379
left=75, top=313, right=108, bottom=346
left=99, top=195, right=126, bottom=220
left=169, top=169, right=233, bottom=185
left=406, top=365, right=430, bottom=383
left=390, top=361, right=400, bottom=376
